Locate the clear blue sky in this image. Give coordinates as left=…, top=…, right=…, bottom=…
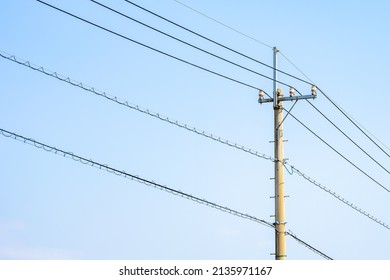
left=1, top=0, right=389, bottom=260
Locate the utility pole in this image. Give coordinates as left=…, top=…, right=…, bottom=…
left=258, top=47, right=317, bottom=260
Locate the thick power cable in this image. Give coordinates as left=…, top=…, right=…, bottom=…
left=285, top=109, right=390, bottom=194
left=0, top=51, right=275, bottom=163
left=286, top=231, right=333, bottom=260
left=0, top=127, right=273, bottom=228
left=122, top=0, right=312, bottom=86
left=288, top=165, right=390, bottom=230
left=3, top=51, right=388, bottom=231
left=294, top=89, right=390, bottom=175
left=91, top=0, right=273, bottom=94
left=36, top=0, right=263, bottom=93
left=0, top=127, right=332, bottom=259
left=172, top=0, right=390, bottom=160
left=317, top=86, right=390, bottom=158
left=279, top=53, right=390, bottom=159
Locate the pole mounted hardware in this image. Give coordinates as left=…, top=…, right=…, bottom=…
left=258, top=47, right=317, bottom=260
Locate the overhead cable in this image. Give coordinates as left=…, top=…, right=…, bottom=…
left=286, top=230, right=333, bottom=260
left=171, top=0, right=390, bottom=160
left=289, top=165, right=390, bottom=230
left=122, top=0, right=312, bottom=86
left=317, top=87, right=390, bottom=158
left=285, top=109, right=390, bottom=194
left=36, top=0, right=266, bottom=94
left=294, top=89, right=390, bottom=175
left=91, top=0, right=274, bottom=93
left=0, top=51, right=276, bottom=164
left=3, top=51, right=387, bottom=231
left=0, top=127, right=332, bottom=259
left=0, top=127, right=273, bottom=228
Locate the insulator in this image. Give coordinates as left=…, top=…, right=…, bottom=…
left=258, top=90, right=265, bottom=98
left=311, top=85, right=317, bottom=95
left=289, top=87, right=295, bottom=97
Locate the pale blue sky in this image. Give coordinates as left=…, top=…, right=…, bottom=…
left=1, top=0, right=389, bottom=260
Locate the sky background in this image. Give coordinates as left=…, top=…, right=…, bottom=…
left=1, top=0, right=389, bottom=260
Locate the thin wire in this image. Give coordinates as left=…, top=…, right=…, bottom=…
left=294, top=89, right=390, bottom=175
left=0, top=51, right=276, bottom=164
left=285, top=109, right=390, bottom=194
left=36, top=0, right=264, bottom=93
left=3, top=51, right=387, bottom=232
left=0, top=127, right=332, bottom=259
left=91, top=0, right=274, bottom=96
left=289, top=166, right=390, bottom=230
left=173, top=0, right=273, bottom=49
left=279, top=51, right=315, bottom=84
left=122, top=0, right=312, bottom=87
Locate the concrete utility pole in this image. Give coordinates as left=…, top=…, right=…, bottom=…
left=258, top=47, right=317, bottom=260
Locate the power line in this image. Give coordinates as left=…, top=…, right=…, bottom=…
left=288, top=165, right=390, bottom=231
left=286, top=230, right=333, bottom=260
left=285, top=109, right=390, bottom=194
left=3, top=51, right=387, bottom=232
left=117, top=0, right=390, bottom=177
left=36, top=0, right=265, bottom=94
left=278, top=53, right=390, bottom=159
left=171, top=0, right=390, bottom=161
left=293, top=89, right=390, bottom=175
left=17, top=1, right=384, bottom=260
left=0, top=127, right=332, bottom=259
left=116, top=0, right=390, bottom=230
left=317, top=87, right=390, bottom=158
left=0, top=127, right=273, bottom=228
left=90, top=0, right=273, bottom=95
left=0, top=51, right=276, bottom=164
left=121, top=0, right=313, bottom=87
left=343, top=110, right=390, bottom=154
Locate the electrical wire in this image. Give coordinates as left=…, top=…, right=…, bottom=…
left=171, top=0, right=390, bottom=161
left=317, top=86, right=390, bottom=158
left=121, top=0, right=390, bottom=203
left=36, top=0, right=265, bottom=94
left=286, top=230, right=333, bottom=260
left=0, top=127, right=332, bottom=259
left=0, top=51, right=276, bottom=163
left=343, top=111, right=390, bottom=154
left=3, top=51, right=387, bottom=232
left=103, top=0, right=390, bottom=171
left=294, top=89, right=390, bottom=175
left=288, top=165, right=390, bottom=230
left=284, top=109, right=390, bottom=194
left=278, top=52, right=390, bottom=159
left=0, top=127, right=273, bottom=228
left=9, top=1, right=383, bottom=260
left=122, top=0, right=313, bottom=87
left=91, top=0, right=273, bottom=95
